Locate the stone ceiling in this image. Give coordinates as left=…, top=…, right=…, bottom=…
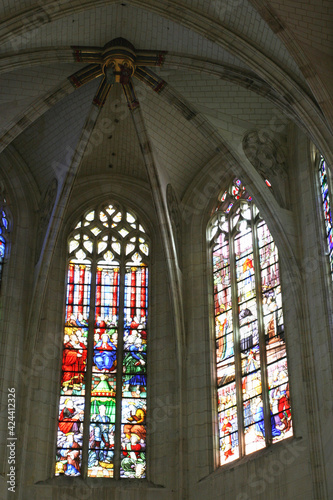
left=0, top=0, right=332, bottom=200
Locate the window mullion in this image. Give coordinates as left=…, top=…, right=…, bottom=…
left=325, top=157, right=333, bottom=200
left=82, top=255, right=97, bottom=477
left=252, top=217, right=271, bottom=446
left=113, top=253, right=126, bottom=479
left=230, top=227, right=245, bottom=458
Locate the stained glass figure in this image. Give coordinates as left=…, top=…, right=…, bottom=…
left=210, top=178, right=292, bottom=466
left=56, top=202, right=149, bottom=478
left=318, top=156, right=333, bottom=281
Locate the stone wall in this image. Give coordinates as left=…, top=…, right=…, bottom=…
left=0, top=130, right=332, bottom=500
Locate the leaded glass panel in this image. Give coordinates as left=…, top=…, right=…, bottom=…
left=211, top=179, right=292, bottom=465
left=0, top=207, right=9, bottom=286
left=56, top=202, right=149, bottom=479
left=319, top=156, right=333, bottom=281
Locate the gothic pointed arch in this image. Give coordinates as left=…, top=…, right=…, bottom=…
left=209, top=178, right=292, bottom=465
left=56, top=200, right=149, bottom=479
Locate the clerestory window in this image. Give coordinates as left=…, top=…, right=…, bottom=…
left=55, top=201, right=149, bottom=479
left=318, top=156, right=333, bottom=282
left=209, top=179, right=292, bottom=466
left=0, top=196, right=9, bottom=288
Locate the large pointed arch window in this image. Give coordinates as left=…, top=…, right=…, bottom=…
left=56, top=201, right=149, bottom=479
left=318, top=156, right=333, bottom=282
left=210, top=179, right=292, bottom=466
left=0, top=198, right=9, bottom=288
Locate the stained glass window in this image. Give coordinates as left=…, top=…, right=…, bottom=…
left=318, top=156, right=333, bottom=281
left=210, top=179, right=292, bottom=466
left=0, top=205, right=9, bottom=287
left=56, top=202, right=149, bottom=479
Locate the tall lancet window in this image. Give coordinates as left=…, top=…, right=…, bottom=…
left=0, top=197, right=9, bottom=288
left=56, top=202, right=149, bottom=479
left=318, top=156, right=333, bottom=281
left=209, top=179, right=292, bottom=466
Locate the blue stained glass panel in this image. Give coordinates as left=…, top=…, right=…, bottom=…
left=0, top=207, right=8, bottom=285
left=0, top=236, right=5, bottom=259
